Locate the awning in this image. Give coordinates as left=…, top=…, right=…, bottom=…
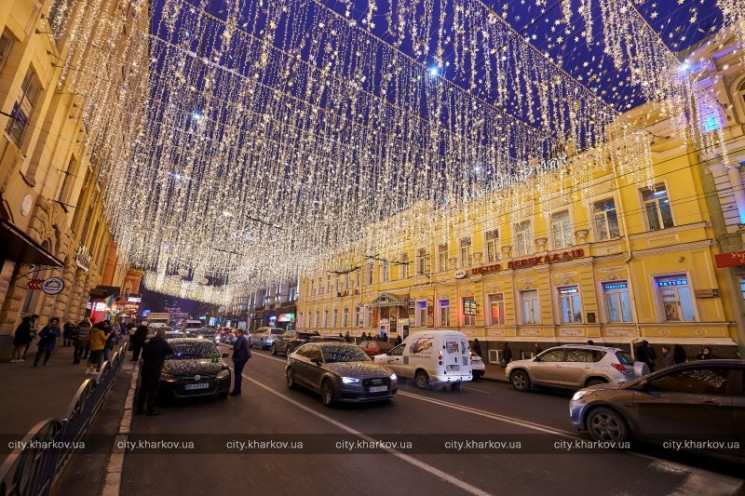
left=89, top=285, right=120, bottom=299
left=0, top=218, right=63, bottom=267
left=369, top=292, right=410, bottom=308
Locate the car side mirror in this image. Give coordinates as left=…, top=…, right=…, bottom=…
left=222, top=353, right=228, bottom=358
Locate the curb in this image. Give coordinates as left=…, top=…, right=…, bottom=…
left=102, top=362, right=138, bottom=496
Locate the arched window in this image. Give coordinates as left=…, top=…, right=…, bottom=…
left=733, top=78, right=745, bottom=124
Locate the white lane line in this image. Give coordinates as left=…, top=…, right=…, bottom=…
left=242, top=372, right=491, bottom=496
left=462, top=386, right=490, bottom=394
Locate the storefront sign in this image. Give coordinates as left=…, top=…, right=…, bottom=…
left=454, top=269, right=467, bottom=279
left=714, top=250, right=745, bottom=268
left=694, top=289, right=720, bottom=298
left=470, top=249, right=585, bottom=275
left=41, top=277, right=65, bottom=295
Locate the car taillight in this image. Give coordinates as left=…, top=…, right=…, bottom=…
left=438, top=349, right=443, bottom=365
left=611, top=363, right=629, bottom=375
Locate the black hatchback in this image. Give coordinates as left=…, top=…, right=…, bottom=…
left=159, top=339, right=231, bottom=399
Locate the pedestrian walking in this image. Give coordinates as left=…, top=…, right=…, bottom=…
left=634, top=340, right=657, bottom=372
left=130, top=322, right=149, bottom=361
left=472, top=338, right=483, bottom=358
left=501, top=342, right=513, bottom=366
left=22, top=315, right=39, bottom=359
left=33, top=317, right=61, bottom=367
left=661, top=346, right=675, bottom=368
left=344, top=331, right=351, bottom=343
left=533, top=343, right=543, bottom=356
left=73, top=318, right=91, bottom=364
left=229, top=329, right=251, bottom=396
left=10, top=315, right=38, bottom=362
left=136, top=328, right=174, bottom=416
left=695, top=346, right=714, bottom=360
left=86, top=323, right=107, bottom=374
left=103, top=326, right=116, bottom=362
left=62, top=321, right=75, bottom=347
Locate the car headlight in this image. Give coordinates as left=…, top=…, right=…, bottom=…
left=571, top=390, right=588, bottom=402
left=217, top=369, right=230, bottom=380
left=389, top=373, right=397, bottom=381
left=341, top=377, right=360, bottom=384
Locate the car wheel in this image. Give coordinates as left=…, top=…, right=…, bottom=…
left=286, top=368, right=296, bottom=389
left=271, top=344, right=277, bottom=356
left=586, top=407, right=629, bottom=443
left=321, top=379, right=335, bottom=406
left=585, top=377, right=607, bottom=387
left=510, top=370, right=531, bottom=392
left=415, top=370, right=429, bottom=389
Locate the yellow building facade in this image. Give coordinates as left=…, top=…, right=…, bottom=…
left=0, top=0, right=146, bottom=358
left=298, top=36, right=744, bottom=363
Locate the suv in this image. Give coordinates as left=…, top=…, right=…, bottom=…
left=506, top=344, right=648, bottom=392
left=249, top=326, right=286, bottom=350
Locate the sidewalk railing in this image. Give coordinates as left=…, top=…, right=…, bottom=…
left=0, top=346, right=127, bottom=496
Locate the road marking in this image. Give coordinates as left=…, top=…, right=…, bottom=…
left=242, top=372, right=491, bottom=496
left=462, top=385, right=490, bottom=394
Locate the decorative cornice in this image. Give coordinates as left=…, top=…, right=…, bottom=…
left=632, top=239, right=715, bottom=258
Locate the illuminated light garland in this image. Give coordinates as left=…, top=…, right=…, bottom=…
left=43, top=0, right=741, bottom=304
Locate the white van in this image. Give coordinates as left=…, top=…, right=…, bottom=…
left=373, top=330, right=473, bottom=389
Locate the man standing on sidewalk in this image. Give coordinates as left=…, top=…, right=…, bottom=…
left=73, top=318, right=91, bottom=364
left=11, top=315, right=37, bottom=362
left=229, top=329, right=250, bottom=396
left=136, top=328, right=173, bottom=416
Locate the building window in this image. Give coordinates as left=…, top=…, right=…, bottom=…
left=58, top=157, right=77, bottom=205
left=520, top=290, right=540, bottom=324
left=463, top=298, right=476, bottom=326
left=557, top=286, right=582, bottom=324
left=342, top=308, right=349, bottom=328
left=298, top=312, right=303, bottom=328
left=487, top=293, right=505, bottom=325
left=551, top=210, right=573, bottom=250
left=399, top=253, right=409, bottom=279
left=593, top=198, right=620, bottom=241
left=0, top=30, right=14, bottom=71
left=326, top=274, right=332, bottom=293
left=6, top=68, right=41, bottom=146
left=602, top=281, right=633, bottom=322
left=415, top=300, right=427, bottom=327
left=459, top=237, right=472, bottom=268
left=485, top=229, right=500, bottom=262
left=314, top=311, right=320, bottom=328
left=366, top=262, right=374, bottom=285
left=354, top=306, right=361, bottom=327
left=437, top=243, right=448, bottom=272
left=332, top=309, right=338, bottom=328
left=317, top=277, right=322, bottom=294
left=415, top=248, right=429, bottom=276
left=323, top=310, right=329, bottom=328
left=380, top=261, right=389, bottom=283
left=655, top=275, right=695, bottom=322
left=515, top=221, right=532, bottom=257
left=47, top=0, right=75, bottom=42
left=737, top=79, right=745, bottom=122
left=355, top=269, right=361, bottom=288
left=740, top=278, right=745, bottom=302
left=641, top=185, right=674, bottom=231
left=438, top=299, right=450, bottom=327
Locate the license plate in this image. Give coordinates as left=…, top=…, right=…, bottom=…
left=368, top=385, right=388, bottom=393
left=184, top=383, right=210, bottom=390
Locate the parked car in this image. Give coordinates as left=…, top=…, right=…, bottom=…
left=470, top=351, right=485, bottom=379
left=286, top=342, right=397, bottom=406
left=569, top=360, right=745, bottom=457
left=374, top=330, right=473, bottom=389
left=158, top=338, right=231, bottom=400
left=164, top=329, right=186, bottom=340
left=358, top=339, right=394, bottom=357
left=271, top=331, right=299, bottom=356
left=506, top=344, right=648, bottom=392
left=183, top=320, right=205, bottom=337
left=249, top=326, right=286, bottom=349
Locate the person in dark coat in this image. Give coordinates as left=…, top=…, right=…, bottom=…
left=73, top=318, right=92, bottom=364
left=230, top=329, right=251, bottom=395
left=501, top=343, right=513, bottom=365
left=695, top=347, right=714, bottom=360
left=635, top=340, right=657, bottom=372
left=673, top=344, right=687, bottom=364
left=34, top=317, right=61, bottom=367
left=472, top=338, right=483, bottom=358
left=135, top=328, right=174, bottom=416
left=11, top=315, right=38, bottom=362
left=62, top=321, right=75, bottom=347
left=130, top=322, right=149, bottom=361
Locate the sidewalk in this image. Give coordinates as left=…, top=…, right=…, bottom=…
left=0, top=341, right=126, bottom=463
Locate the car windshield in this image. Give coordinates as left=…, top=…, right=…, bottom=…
left=185, top=322, right=202, bottom=328
left=616, top=351, right=634, bottom=365
left=271, top=329, right=284, bottom=335
left=321, top=345, right=370, bottom=363
left=170, top=341, right=219, bottom=359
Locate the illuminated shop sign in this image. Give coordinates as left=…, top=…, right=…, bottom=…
left=657, top=278, right=687, bottom=287
left=471, top=249, right=585, bottom=275
left=278, top=313, right=295, bottom=322
left=439, top=299, right=450, bottom=306
left=602, top=282, right=627, bottom=291
left=558, top=287, right=578, bottom=295
left=417, top=301, right=427, bottom=309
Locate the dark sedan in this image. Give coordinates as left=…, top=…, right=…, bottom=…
left=286, top=342, right=397, bottom=406
left=570, top=359, right=745, bottom=457
left=159, top=339, right=231, bottom=400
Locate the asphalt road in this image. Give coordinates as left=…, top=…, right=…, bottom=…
left=117, top=347, right=744, bottom=496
